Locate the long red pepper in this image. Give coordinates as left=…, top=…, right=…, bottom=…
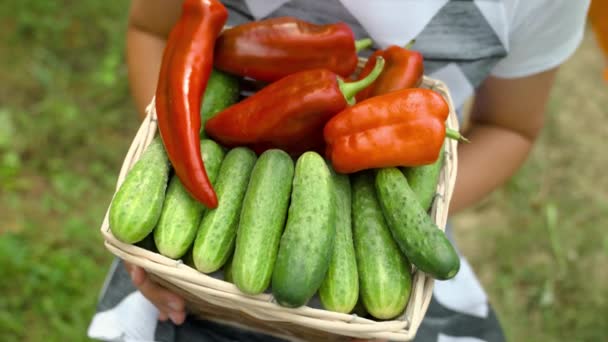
left=355, top=42, right=424, bottom=101
left=214, top=16, right=373, bottom=82
left=205, top=57, right=386, bottom=155
left=155, top=0, right=227, bottom=209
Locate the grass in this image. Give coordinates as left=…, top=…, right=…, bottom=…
left=0, top=1, right=137, bottom=341
left=1, top=1, right=606, bottom=341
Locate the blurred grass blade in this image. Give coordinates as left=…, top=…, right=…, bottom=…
left=545, top=203, right=566, bottom=277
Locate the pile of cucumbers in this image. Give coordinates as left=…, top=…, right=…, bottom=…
left=108, top=70, right=460, bottom=320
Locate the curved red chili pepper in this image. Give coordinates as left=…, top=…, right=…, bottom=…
left=155, top=0, right=227, bottom=209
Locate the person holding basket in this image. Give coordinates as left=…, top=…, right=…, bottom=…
left=88, top=1, right=590, bottom=341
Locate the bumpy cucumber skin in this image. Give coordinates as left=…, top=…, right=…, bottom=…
left=352, top=172, right=412, bottom=320
left=153, top=140, right=225, bottom=259
left=272, top=152, right=337, bottom=308
left=193, top=147, right=257, bottom=273
left=375, top=168, right=460, bottom=280
left=200, top=69, right=240, bottom=138
left=402, top=143, right=445, bottom=211
left=318, top=167, right=359, bottom=313
left=232, top=149, right=294, bottom=295
left=110, top=138, right=170, bottom=244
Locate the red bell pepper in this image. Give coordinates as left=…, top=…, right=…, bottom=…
left=213, top=16, right=373, bottom=82
left=205, top=58, right=386, bottom=155
left=355, top=41, right=424, bottom=101
left=324, top=88, right=464, bottom=174
left=155, top=0, right=227, bottom=209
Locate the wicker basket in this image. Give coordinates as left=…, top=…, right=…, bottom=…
left=99, top=61, right=460, bottom=341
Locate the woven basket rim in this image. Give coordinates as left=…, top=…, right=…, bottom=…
left=99, top=70, right=460, bottom=341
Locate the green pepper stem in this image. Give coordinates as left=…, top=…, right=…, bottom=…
left=338, top=56, right=385, bottom=105
left=446, top=128, right=470, bottom=143
left=355, top=38, right=373, bottom=52
left=404, top=39, right=416, bottom=50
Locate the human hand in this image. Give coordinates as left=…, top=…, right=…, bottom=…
left=125, top=261, right=187, bottom=325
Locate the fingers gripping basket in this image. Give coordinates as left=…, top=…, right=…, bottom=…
left=99, top=63, right=460, bottom=341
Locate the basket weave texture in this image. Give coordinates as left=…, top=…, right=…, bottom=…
left=99, top=65, right=460, bottom=341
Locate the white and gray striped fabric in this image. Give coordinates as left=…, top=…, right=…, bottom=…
left=88, top=1, right=589, bottom=341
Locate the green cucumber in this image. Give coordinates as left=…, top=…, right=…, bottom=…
left=109, top=138, right=170, bottom=244
left=352, top=172, right=412, bottom=320
left=272, top=152, right=337, bottom=308
left=182, top=248, right=195, bottom=268
left=232, top=149, right=294, bottom=295
left=375, top=168, right=460, bottom=280
left=192, top=147, right=257, bottom=273
left=223, top=255, right=234, bottom=283
left=200, top=69, right=240, bottom=138
left=153, top=140, right=225, bottom=259
left=402, top=143, right=445, bottom=210
left=318, top=167, right=359, bottom=313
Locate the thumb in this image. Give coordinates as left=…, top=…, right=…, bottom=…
left=124, top=261, right=146, bottom=286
